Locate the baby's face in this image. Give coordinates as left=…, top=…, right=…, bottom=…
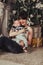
left=14, top=21, right=20, bottom=26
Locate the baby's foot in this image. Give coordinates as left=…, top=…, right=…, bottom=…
left=24, top=49, right=28, bottom=53
left=23, top=47, right=28, bottom=53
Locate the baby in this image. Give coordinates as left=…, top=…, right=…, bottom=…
left=12, top=20, right=28, bottom=52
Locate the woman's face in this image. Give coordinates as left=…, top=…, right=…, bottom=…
left=19, top=19, right=27, bottom=26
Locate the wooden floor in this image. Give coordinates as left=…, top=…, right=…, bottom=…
left=0, top=47, right=43, bottom=65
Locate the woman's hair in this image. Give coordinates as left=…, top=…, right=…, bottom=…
left=18, top=10, right=28, bottom=20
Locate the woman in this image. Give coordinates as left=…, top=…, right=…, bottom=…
left=9, top=10, right=33, bottom=52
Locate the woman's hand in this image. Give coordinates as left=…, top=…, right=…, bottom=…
left=19, top=28, right=26, bottom=33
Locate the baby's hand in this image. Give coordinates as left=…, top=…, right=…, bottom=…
left=22, top=28, right=26, bottom=32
